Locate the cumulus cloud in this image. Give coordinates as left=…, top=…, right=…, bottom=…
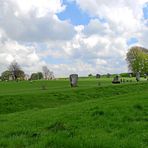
left=73, top=0, right=147, bottom=40
left=0, top=0, right=75, bottom=42
left=10, top=0, right=66, bottom=16
left=83, top=19, right=111, bottom=36
left=39, top=24, right=128, bottom=75
left=0, top=39, right=46, bottom=73
left=0, top=0, right=147, bottom=77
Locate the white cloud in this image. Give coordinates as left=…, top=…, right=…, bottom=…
left=0, top=0, right=75, bottom=42
left=10, top=0, right=66, bottom=17
left=0, top=40, right=46, bottom=74
left=75, top=0, right=147, bottom=35
left=83, top=19, right=111, bottom=36
left=0, top=0, right=147, bottom=77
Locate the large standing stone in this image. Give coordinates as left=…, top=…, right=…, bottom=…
left=136, top=72, right=140, bottom=82
left=112, top=75, right=120, bottom=84
left=69, top=74, right=78, bottom=87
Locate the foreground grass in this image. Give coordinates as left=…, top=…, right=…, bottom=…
left=0, top=79, right=147, bottom=147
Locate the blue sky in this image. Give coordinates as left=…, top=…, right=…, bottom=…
left=57, top=0, right=91, bottom=25
left=143, top=2, right=148, bottom=19
left=127, top=37, right=139, bottom=46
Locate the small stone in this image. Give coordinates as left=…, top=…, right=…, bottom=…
left=96, top=74, right=101, bottom=78
left=112, top=75, right=120, bottom=84
left=136, top=72, right=140, bottom=82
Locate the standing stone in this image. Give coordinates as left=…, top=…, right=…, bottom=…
left=128, top=73, right=132, bottom=78
left=144, top=74, right=147, bottom=79
left=96, top=74, right=101, bottom=78
left=69, top=74, right=78, bottom=87
left=120, top=78, right=123, bottom=83
left=136, top=72, right=140, bottom=82
left=112, top=75, right=120, bottom=84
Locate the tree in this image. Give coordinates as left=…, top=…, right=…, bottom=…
left=30, top=72, right=43, bottom=80
left=42, top=66, right=50, bottom=80
left=88, top=74, right=93, bottom=77
left=30, top=73, right=38, bottom=80
left=37, top=72, right=43, bottom=79
left=8, top=61, right=24, bottom=80
left=107, top=73, right=111, bottom=78
left=1, top=70, right=12, bottom=81
left=42, top=66, right=54, bottom=80
left=17, top=70, right=25, bottom=80
left=126, top=46, right=148, bottom=75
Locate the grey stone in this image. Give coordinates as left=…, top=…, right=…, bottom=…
left=144, top=74, right=147, bottom=79
left=128, top=73, right=132, bottom=78
left=69, top=74, right=78, bottom=87
left=136, top=72, right=140, bottom=82
left=112, top=75, right=120, bottom=84
left=96, top=74, right=101, bottom=78
left=120, top=78, right=123, bottom=83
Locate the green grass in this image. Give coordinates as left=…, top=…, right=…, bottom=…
left=0, top=78, right=148, bottom=147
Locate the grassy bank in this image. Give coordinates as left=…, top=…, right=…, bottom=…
left=0, top=78, right=147, bottom=147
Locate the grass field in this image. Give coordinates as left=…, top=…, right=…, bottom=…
left=0, top=78, right=148, bottom=148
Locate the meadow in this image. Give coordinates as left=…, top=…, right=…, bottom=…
left=0, top=77, right=148, bottom=148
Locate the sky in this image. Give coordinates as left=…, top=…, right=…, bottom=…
left=0, top=0, right=148, bottom=77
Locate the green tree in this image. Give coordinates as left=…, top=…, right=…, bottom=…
left=17, top=70, right=25, bottom=80
left=1, top=70, right=12, bottom=81
left=88, top=74, right=93, bottom=77
left=126, top=46, right=148, bottom=75
left=30, top=72, right=43, bottom=80
left=31, top=73, right=38, bottom=80
left=37, top=72, right=43, bottom=79
left=8, top=61, right=25, bottom=80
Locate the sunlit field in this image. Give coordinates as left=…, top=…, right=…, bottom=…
left=0, top=78, right=148, bottom=147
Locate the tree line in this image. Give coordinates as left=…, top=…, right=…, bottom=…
left=0, top=61, right=54, bottom=81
